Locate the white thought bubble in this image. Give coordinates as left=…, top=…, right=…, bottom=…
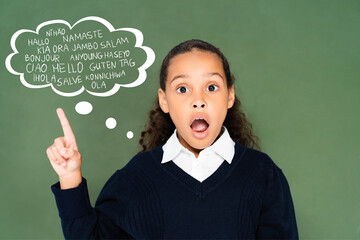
left=5, top=16, right=155, bottom=97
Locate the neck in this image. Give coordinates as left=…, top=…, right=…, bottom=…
left=177, top=127, right=224, bottom=158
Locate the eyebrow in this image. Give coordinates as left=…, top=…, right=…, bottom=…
left=170, top=74, right=189, bottom=84
left=207, top=72, right=224, bottom=80
left=170, top=72, right=224, bottom=84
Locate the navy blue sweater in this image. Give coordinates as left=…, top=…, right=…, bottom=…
left=52, top=143, right=298, bottom=239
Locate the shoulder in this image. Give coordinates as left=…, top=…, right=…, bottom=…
left=123, top=145, right=163, bottom=172
left=98, top=146, right=164, bottom=204
left=111, top=145, right=164, bottom=188
left=235, top=142, right=280, bottom=173
left=233, top=144, right=293, bottom=201
left=233, top=143, right=289, bottom=189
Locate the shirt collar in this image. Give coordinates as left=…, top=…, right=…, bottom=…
left=209, top=127, right=235, bottom=164
left=161, top=126, right=235, bottom=164
left=161, top=129, right=184, bottom=163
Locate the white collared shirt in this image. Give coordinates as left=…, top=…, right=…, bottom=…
left=161, top=127, right=235, bottom=182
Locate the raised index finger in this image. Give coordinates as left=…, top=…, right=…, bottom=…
left=56, top=108, right=77, bottom=145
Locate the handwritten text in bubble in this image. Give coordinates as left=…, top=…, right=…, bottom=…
left=5, top=16, right=155, bottom=97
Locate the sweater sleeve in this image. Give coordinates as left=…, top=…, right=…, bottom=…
left=51, top=173, right=133, bottom=239
left=256, top=165, right=299, bottom=239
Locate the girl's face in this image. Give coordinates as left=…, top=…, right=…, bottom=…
left=158, top=49, right=235, bottom=157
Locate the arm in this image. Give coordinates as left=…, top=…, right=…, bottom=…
left=47, top=108, right=131, bottom=239
left=51, top=175, right=132, bottom=239
left=256, top=166, right=299, bottom=239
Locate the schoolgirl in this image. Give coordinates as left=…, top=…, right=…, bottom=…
left=47, top=39, right=298, bottom=239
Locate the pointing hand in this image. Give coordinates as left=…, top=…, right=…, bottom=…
left=46, top=108, right=82, bottom=188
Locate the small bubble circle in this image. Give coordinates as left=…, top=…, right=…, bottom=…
left=75, top=101, right=93, bottom=115
left=127, top=131, right=134, bottom=139
left=105, top=118, right=117, bottom=129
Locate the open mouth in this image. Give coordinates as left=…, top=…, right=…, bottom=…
left=190, top=118, right=209, bottom=132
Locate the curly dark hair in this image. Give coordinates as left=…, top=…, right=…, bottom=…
left=139, top=39, right=261, bottom=152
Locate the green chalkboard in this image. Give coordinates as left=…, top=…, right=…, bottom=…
left=1, top=0, right=359, bottom=239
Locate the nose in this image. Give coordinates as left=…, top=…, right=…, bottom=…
left=192, top=92, right=207, bottom=109
left=193, top=102, right=206, bottom=108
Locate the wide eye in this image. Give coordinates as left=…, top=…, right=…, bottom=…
left=176, top=86, right=189, bottom=93
left=207, top=84, right=219, bottom=92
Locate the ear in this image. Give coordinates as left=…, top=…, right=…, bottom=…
left=227, top=85, right=235, bottom=109
left=158, top=88, right=169, bottom=113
